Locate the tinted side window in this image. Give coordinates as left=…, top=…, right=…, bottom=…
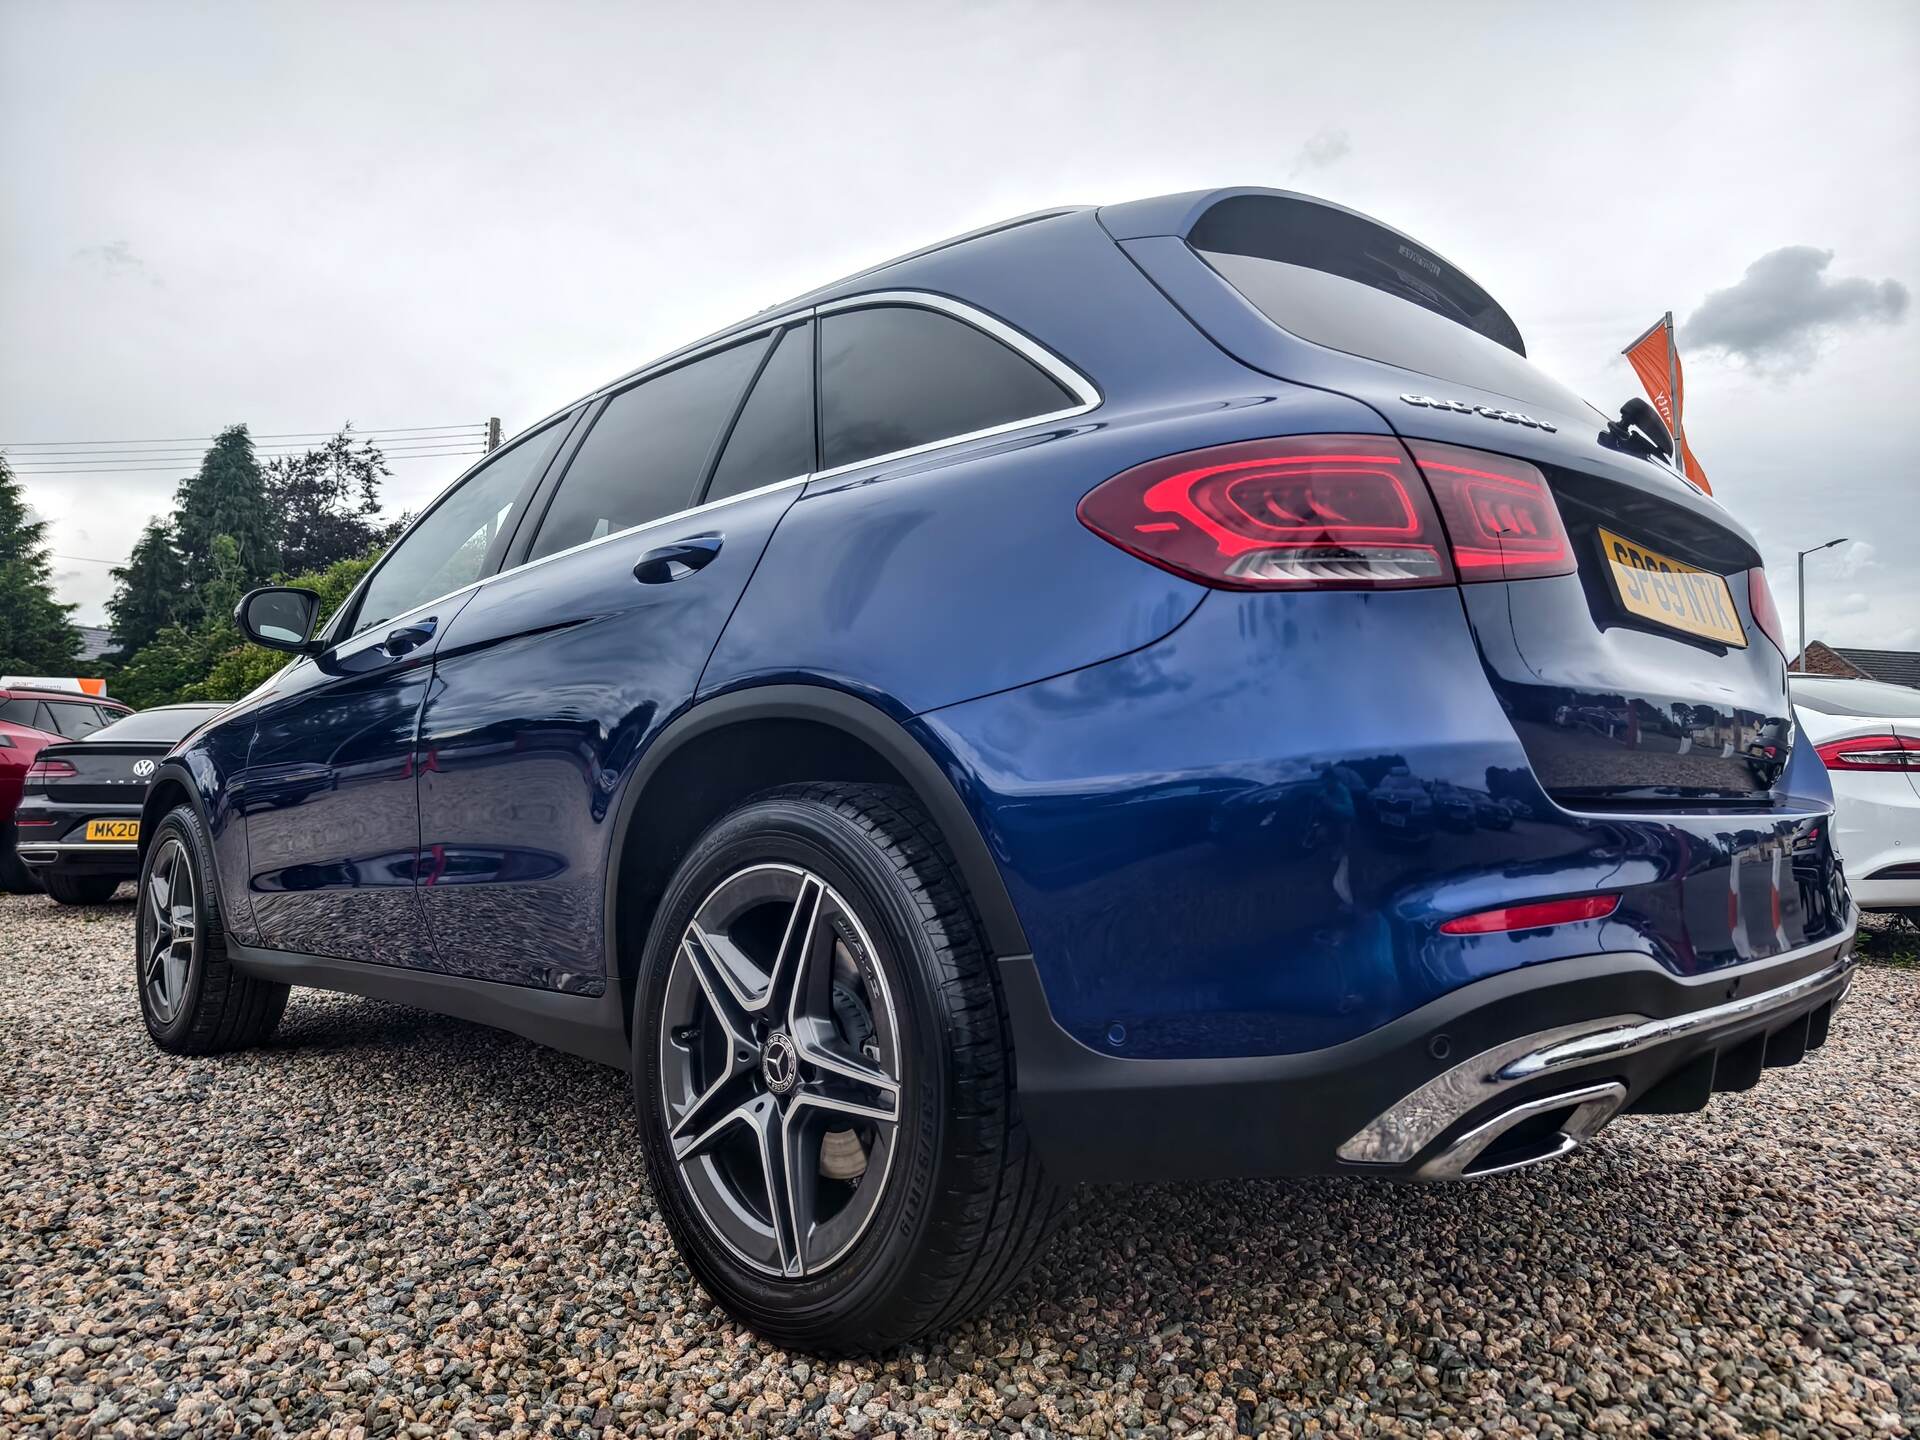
left=353, top=420, right=569, bottom=635
left=529, top=339, right=766, bottom=561
left=705, top=323, right=815, bottom=503
left=0, top=698, right=38, bottom=726
left=818, top=306, right=1074, bottom=472
left=49, top=701, right=104, bottom=738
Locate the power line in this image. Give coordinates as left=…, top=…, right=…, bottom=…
left=5, top=436, right=487, bottom=461
left=9, top=450, right=486, bottom=476
left=1, top=423, right=487, bottom=449
left=4, top=431, right=487, bottom=459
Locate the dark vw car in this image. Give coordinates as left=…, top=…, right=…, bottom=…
left=15, top=704, right=225, bottom=903
left=134, top=189, right=1856, bottom=1352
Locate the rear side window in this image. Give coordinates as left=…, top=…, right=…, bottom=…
left=818, top=305, right=1075, bottom=472
left=1190, top=195, right=1589, bottom=419
left=48, top=701, right=104, bottom=738
left=0, top=698, right=39, bottom=726
left=705, top=323, right=815, bottom=503
left=530, top=338, right=767, bottom=561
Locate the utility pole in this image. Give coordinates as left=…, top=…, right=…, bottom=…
left=485, top=417, right=502, bottom=453
left=1795, top=536, right=1849, bottom=668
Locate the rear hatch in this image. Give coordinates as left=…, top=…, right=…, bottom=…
left=26, top=740, right=170, bottom=818
left=1107, top=190, right=1792, bottom=809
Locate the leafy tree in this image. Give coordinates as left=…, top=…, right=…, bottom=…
left=265, top=426, right=390, bottom=574
left=105, top=518, right=191, bottom=661
left=0, top=454, right=81, bottom=673
left=173, top=424, right=278, bottom=613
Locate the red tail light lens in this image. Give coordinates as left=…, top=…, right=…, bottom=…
left=1404, top=440, right=1575, bottom=581
left=1745, top=567, right=1787, bottom=655
left=1079, top=434, right=1576, bottom=590
left=25, top=757, right=77, bottom=781
left=1076, top=436, right=1454, bottom=590
left=1439, top=894, right=1620, bottom=935
left=1815, top=735, right=1920, bottom=772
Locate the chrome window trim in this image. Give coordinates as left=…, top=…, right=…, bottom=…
left=311, top=292, right=1098, bottom=650
left=487, top=473, right=810, bottom=585
left=809, top=290, right=1101, bottom=482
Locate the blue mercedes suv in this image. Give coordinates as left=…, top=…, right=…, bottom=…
left=136, top=188, right=1856, bottom=1352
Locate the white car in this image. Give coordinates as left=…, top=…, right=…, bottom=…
left=1792, top=674, right=1920, bottom=920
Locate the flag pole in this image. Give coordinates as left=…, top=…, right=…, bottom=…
left=1664, top=310, right=1683, bottom=473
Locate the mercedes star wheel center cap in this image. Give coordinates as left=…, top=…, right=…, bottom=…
left=761, top=1031, right=799, bottom=1095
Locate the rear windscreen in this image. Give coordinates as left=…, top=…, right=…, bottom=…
left=86, top=706, right=222, bottom=742
left=1791, top=676, right=1920, bottom=717
left=1190, top=195, right=1591, bottom=420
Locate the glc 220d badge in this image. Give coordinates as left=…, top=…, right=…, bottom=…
left=1400, top=392, right=1558, bottom=432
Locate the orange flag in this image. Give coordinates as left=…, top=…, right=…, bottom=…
left=1623, top=313, right=1711, bottom=493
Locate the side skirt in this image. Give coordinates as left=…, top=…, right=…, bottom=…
left=228, top=941, right=630, bottom=1069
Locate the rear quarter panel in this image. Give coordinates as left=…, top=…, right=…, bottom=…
left=703, top=209, right=1392, bottom=713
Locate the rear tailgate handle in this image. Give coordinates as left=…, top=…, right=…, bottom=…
left=634, top=533, right=723, bottom=584
left=383, top=618, right=437, bottom=657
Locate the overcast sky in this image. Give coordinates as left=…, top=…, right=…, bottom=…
left=3, top=0, right=1915, bottom=650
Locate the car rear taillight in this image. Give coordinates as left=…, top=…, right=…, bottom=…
left=1814, top=735, right=1920, bottom=772
left=1078, top=434, right=1574, bottom=589
left=1077, top=436, right=1452, bottom=590
left=25, top=757, right=77, bottom=781
left=1403, top=440, right=1575, bottom=581
left=1745, top=567, right=1787, bottom=655
left=1438, top=894, right=1620, bottom=935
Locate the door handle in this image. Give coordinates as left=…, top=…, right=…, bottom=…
left=382, top=618, right=437, bottom=657
left=633, top=533, right=723, bottom=584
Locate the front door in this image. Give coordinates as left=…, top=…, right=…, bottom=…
left=416, top=320, right=816, bottom=991
left=242, top=417, right=575, bottom=965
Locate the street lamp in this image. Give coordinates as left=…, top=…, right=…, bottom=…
left=1795, top=537, right=1849, bottom=669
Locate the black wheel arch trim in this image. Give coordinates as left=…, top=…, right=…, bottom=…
left=604, top=683, right=1032, bottom=971
left=139, top=761, right=218, bottom=859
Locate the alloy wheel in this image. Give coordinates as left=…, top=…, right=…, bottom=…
left=658, top=863, right=902, bottom=1278
left=143, top=838, right=196, bottom=1024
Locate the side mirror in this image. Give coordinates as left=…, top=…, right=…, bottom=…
left=235, top=586, right=321, bottom=654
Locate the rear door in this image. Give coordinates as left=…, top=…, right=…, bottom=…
left=415, top=319, right=815, bottom=991
left=241, top=421, right=571, bottom=964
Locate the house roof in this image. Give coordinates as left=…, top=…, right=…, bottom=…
left=1833, top=648, right=1920, bottom=690
left=74, top=626, right=117, bottom=663
left=1790, top=641, right=1920, bottom=689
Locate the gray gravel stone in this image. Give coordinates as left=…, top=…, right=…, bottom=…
left=2, top=890, right=1916, bottom=1437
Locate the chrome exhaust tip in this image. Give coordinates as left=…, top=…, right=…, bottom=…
left=1416, top=1080, right=1627, bottom=1181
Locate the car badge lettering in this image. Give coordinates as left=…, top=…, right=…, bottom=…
left=1399, top=393, right=1557, bottom=433
left=132, top=759, right=156, bottom=778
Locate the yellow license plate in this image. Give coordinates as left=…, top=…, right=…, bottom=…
left=1598, top=528, right=1747, bottom=647
left=84, top=819, right=139, bottom=842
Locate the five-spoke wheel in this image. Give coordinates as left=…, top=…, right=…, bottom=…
left=141, top=836, right=196, bottom=1025
left=634, top=784, right=1059, bottom=1354
left=660, top=863, right=902, bottom=1278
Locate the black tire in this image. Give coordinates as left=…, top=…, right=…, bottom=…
left=1, top=820, right=41, bottom=895
left=136, top=804, right=289, bottom=1054
left=44, top=871, right=123, bottom=906
left=632, top=783, right=1062, bottom=1353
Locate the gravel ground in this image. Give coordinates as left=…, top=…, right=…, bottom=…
left=3, top=892, right=1915, bottom=1439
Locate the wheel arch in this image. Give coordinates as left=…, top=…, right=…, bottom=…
left=605, top=684, right=1029, bottom=1037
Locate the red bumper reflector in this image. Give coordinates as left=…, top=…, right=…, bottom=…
left=1439, top=894, right=1620, bottom=935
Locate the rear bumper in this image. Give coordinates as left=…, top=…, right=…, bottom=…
left=1004, top=915, right=1857, bottom=1183
left=13, top=801, right=144, bottom=876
